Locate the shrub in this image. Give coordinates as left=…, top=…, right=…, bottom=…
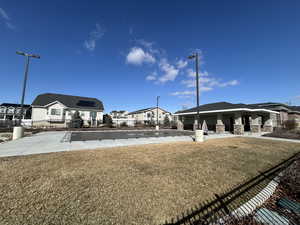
left=163, top=115, right=171, bottom=127
left=68, top=111, right=83, bottom=128
left=103, top=114, right=113, bottom=127
left=120, top=122, right=128, bottom=127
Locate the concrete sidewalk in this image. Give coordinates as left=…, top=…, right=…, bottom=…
left=1, top=131, right=299, bottom=158
left=0, top=131, right=193, bottom=157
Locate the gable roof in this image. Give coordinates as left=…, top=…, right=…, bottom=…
left=0, top=103, right=31, bottom=108
left=32, top=93, right=104, bottom=110
left=175, top=102, right=256, bottom=114
left=175, top=101, right=282, bottom=115
left=128, top=107, right=170, bottom=115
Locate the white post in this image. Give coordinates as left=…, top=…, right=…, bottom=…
left=13, top=126, right=24, bottom=140
left=195, top=129, right=204, bottom=142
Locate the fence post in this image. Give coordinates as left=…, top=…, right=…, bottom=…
left=214, top=194, right=230, bottom=215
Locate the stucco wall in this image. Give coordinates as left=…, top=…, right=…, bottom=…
left=130, top=108, right=172, bottom=123
left=32, top=107, right=47, bottom=122
left=47, top=102, right=66, bottom=121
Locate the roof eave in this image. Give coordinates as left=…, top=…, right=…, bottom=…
left=174, top=108, right=279, bottom=116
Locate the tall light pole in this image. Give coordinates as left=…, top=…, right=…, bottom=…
left=16, top=51, right=40, bottom=125
left=188, top=52, right=200, bottom=129
left=156, top=96, right=160, bottom=126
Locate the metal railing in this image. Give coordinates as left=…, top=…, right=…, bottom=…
left=162, top=153, right=299, bottom=225
left=0, top=120, right=21, bottom=128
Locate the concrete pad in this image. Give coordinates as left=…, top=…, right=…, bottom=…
left=0, top=131, right=193, bottom=157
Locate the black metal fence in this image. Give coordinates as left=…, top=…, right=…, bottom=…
left=0, top=120, right=21, bottom=128
left=162, top=153, right=299, bottom=225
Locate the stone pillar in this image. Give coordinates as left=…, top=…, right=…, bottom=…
left=263, top=113, right=273, bottom=132
left=216, top=113, right=225, bottom=134
left=193, top=119, right=199, bottom=131
left=234, top=112, right=244, bottom=135
left=250, top=114, right=261, bottom=133
left=177, top=118, right=184, bottom=131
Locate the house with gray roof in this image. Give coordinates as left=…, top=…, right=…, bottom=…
left=174, top=102, right=300, bottom=134
left=128, top=107, right=172, bottom=125
left=31, top=93, right=104, bottom=127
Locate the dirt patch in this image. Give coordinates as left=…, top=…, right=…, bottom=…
left=0, top=137, right=299, bottom=225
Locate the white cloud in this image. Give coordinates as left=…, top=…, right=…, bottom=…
left=126, top=47, right=156, bottom=65
left=176, top=59, right=188, bottom=69
left=146, top=72, right=157, bottom=81
left=129, top=27, right=133, bottom=35
left=158, top=58, right=179, bottom=83
left=83, top=24, right=105, bottom=51
left=186, top=68, right=209, bottom=77
left=0, top=8, right=9, bottom=20
left=182, top=68, right=239, bottom=91
left=137, top=39, right=154, bottom=49
left=0, top=7, right=15, bottom=30
left=170, top=91, right=195, bottom=96
left=217, top=80, right=239, bottom=87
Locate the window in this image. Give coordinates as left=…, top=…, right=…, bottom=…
left=90, top=111, right=96, bottom=119
left=51, top=108, right=61, bottom=115
left=0, top=114, right=4, bottom=119
left=147, top=113, right=151, bottom=118
left=7, top=107, right=14, bottom=114
left=16, top=108, right=22, bottom=115
left=0, top=107, right=6, bottom=114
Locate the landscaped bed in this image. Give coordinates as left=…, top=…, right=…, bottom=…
left=0, top=137, right=299, bottom=225
left=263, top=129, right=300, bottom=140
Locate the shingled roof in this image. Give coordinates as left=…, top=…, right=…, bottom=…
left=175, top=102, right=256, bottom=114
left=0, top=103, right=31, bottom=108
left=32, top=93, right=104, bottom=110
left=128, top=107, right=171, bottom=115
left=128, top=107, right=156, bottom=115
left=175, top=101, right=300, bottom=114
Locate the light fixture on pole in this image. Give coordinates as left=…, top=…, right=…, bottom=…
left=188, top=52, right=200, bottom=129
left=188, top=52, right=204, bottom=142
left=14, top=51, right=40, bottom=140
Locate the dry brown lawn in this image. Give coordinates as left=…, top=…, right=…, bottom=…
left=0, top=137, right=299, bottom=225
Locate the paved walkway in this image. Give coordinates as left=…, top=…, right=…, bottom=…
left=0, top=131, right=193, bottom=157
left=0, top=131, right=299, bottom=158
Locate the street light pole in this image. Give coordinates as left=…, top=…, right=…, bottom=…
left=188, top=52, right=200, bottom=129
left=19, top=56, right=30, bottom=125
left=156, top=96, right=160, bottom=126
left=16, top=51, right=40, bottom=125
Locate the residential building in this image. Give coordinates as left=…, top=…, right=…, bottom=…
left=110, top=110, right=128, bottom=119
left=31, top=93, right=104, bottom=127
left=174, top=102, right=300, bottom=134
left=128, top=107, right=172, bottom=125
left=0, top=103, right=31, bottom=120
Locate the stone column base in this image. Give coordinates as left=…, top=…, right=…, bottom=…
left=263, top=125, right=273, bottom=132
left=177, top=121, right=183, bottom=131
left=234, top=124, right=244, bottom=135
left=250, top=124, right=261, bottom=133
left=216, top=124, right=225, bottom=134
left=194, top=123, right=201, bottom=131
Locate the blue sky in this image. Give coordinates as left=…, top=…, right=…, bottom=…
left=0, top=0, right=299, bottom=113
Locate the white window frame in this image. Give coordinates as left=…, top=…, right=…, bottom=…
left=0, top=107, right=6, bottom=114
left=51, top=108, right=61, bottom=116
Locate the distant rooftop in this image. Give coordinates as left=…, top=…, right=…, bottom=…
left=32, top=93, right=104, bottom=110
left=175, top=101, right=300, bottom=114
